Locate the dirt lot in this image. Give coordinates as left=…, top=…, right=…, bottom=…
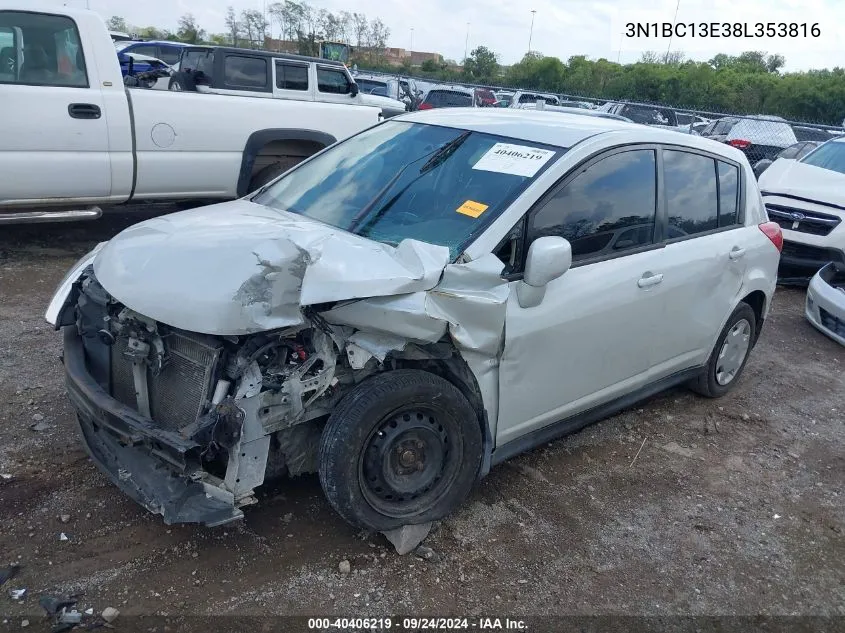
left=1, top=210, right=843, bottom=631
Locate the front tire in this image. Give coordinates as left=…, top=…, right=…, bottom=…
left=318, top=369, right=483, bottom=531
left=690, top=303, right=756, bottom=398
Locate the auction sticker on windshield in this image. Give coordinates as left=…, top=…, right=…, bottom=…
left=456, top=200, right=489, bottom=218
left=472, top=143, right=556, bottom=177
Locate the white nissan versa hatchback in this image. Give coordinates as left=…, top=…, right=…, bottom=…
left=47, top=109, right=782, bottom=531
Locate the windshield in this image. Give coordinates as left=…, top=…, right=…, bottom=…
left=800, top=141, right=845, bottom=175
left=253, top=121, right=562, bottom=258
left=114, top=41, right=132, bottom=51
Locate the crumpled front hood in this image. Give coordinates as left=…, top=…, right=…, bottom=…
left=759, top=159, right=845, bottom=207
left=94, top=200, right=450, bottom=335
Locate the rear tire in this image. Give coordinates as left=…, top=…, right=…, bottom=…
left=689, top=303, right=756, bottom=398
left=318, top=369, right=483, bottom=531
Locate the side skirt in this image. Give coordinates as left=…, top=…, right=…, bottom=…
left=490, top=366, right=704, bottom=467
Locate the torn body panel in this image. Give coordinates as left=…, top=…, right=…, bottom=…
left=93, top=200, right=451, bottom=336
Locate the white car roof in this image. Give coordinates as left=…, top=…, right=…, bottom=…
left=398, top=108, right=747, bottom=159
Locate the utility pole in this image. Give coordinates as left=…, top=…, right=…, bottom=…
left=665, top=0, right=681, bottom=62
left=410, top=28, right=414, bottom=56
left=464, top=22, right=470, bottom=62
left=528, top=10, right=536, bottom=54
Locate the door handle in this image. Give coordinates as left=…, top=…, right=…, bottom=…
left=729, top=247, right=746, bottom=260
left=68, top=103, right=101, bottom=120
left=637, top=272, right=664, bottom=288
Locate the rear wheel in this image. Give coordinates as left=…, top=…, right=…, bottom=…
left=689, top=303, right=756, bottom=398
left=318, top=369, right=482, bottom=531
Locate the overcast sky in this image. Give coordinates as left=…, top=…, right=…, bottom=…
left=57, top=0, right=843, bottom=71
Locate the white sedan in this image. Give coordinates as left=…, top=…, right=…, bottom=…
left=47, top=109, right=781, bottom=530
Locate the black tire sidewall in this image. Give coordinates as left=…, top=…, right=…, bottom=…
left=318, top=369, right=483, bottom=532
left=169, top=71, right=196, bottom=92
left=703, top=303, right=756, bottom=397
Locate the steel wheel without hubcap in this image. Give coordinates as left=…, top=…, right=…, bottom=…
left=715, top=319, right=751, bottom=385
left=360, top=408, right=461, bottom=519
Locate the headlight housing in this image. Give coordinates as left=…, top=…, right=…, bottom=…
left=45, top=241, right=106, bottom=328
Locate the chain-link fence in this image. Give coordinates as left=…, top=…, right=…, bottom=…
left=353, top=67, right=844, bottom=174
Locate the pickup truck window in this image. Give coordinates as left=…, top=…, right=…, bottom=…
left=0, top=27, right=15, bottom=82
left=317, top=67, right=351, bottom=94
left=224, top=55, right=267, bottom=89
left=0, top=11, right=87, bottom=88
left=275, top=61, right=308, bottom=91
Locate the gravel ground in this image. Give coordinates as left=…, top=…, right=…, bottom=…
left=0, top=210, right=843, bottom=632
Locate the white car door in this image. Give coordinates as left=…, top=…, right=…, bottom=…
left=0, top=10, right=112, bottom=203
left=272, top=59, right=312, bottom=102
left=496, top=147, right=670, bottom=445
left=315, top=63, right=357, bottom=105
left=649, top=149, right=752, bottom=373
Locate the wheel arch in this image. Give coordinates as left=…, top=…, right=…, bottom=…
left=740, top=289, right=768, bottom=346
left=389, top=346, right=494, bottom=480
left=236, top=129, right=336, bottom=197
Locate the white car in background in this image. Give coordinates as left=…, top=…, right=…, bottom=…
left=49, top=110, right=781, bottom=530
left=758, top=137, right=845, bottom=281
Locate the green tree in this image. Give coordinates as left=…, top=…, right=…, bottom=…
left=177, top=14, right=205, bottom=44
left=463, top=46, right=498, bottom=82
left=106, top=16, right=128, bottom=33
left=225, top=7, right=241, bottom=47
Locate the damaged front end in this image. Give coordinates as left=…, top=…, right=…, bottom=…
left=53, top=204, right=509, bottom=527
left=65, top=270, right=358, bottom=526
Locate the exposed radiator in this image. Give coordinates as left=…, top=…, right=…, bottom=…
left=110, top=331, right=221, bottom=432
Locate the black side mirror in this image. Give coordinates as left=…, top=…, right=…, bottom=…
left=350, top=82, right=359, bottom=97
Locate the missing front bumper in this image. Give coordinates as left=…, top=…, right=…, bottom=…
left=64, top=325, right=244, bottom=526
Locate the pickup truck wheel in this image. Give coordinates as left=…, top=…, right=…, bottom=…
left=248, top=158, right=299, bottom=192
left=689, top=303, right=756, bottom=398
left=318, top=369, right=482, bottom=532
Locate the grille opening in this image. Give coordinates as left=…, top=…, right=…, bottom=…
left=110, top=329, right=221, bottom=432
left=766, top=204, right=842, bottom=237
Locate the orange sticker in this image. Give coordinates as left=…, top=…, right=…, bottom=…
left=456, top=200, right=489, bottom=218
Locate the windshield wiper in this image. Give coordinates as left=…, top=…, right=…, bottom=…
left=347, top=131, right=473, bottom=233
left=419, top=131, right=471, bottom=174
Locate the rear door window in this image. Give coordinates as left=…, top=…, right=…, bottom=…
left=224, top=54, right=268, bottom=89
left=425, top=90, right=473, bottom=108
left=128, top=44, right=156, bottom=57
left=316, top=66, right=351, bottom=94
left=529, top=149, right=657, bottom=262
left=275, top=61, right=308, bottom=91
left=717, top=161, right=740, bottom=227
left=712, top=119, right=736, bottom=136
left=664, top=150, right=718, bottom=236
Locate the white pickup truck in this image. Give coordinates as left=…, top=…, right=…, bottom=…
left=0, top=1, right=381, bottom=223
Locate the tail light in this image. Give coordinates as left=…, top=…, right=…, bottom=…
left=729, top=139, right=752, bottom=149
left=418, top=102, right=434, bottom=110
left=759, top=221, right=783, bottom=252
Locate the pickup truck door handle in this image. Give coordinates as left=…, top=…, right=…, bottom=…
left=729, top=246, right=746, bottom=260
left=637, top=272, right=664, bottom=288
left=68, top=103, right=102, bottom=120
